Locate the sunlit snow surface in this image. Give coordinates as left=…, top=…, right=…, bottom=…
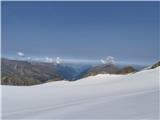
left=1, top=67, right=160, bottom=119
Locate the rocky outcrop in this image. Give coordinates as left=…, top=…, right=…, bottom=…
left=84, top=64, right=120, bottom=77
left=150, top=61, right=160, bottom=69
left=84, top=64, right=137, bottom=77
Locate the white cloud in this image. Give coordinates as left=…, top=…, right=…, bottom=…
left=56, top=57, right=61, bottom=64
left=17, top=52, right=25, bottom=57
left=106, top=56, right=115, bottom=64
left=100, top=56, right=116, bottom=65
left=45, top=57, right=54, bottom=63
left=100, top=59, right=106, bottom=64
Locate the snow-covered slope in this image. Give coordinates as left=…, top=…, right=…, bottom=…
left=1, top=67, right=160, bottom=119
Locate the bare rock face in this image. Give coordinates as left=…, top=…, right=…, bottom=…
left=1, top=58, right=62, bottom=86
left=84, top=64, right=137, bottom=77
left=84, top=64, right=120, bottom=77
left=117, top=66, right=137, bottom=74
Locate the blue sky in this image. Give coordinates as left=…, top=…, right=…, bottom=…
left=2, top=2, right=159, bottom=64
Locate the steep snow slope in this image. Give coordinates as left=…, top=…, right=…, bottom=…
left=1, top=67, right=159, bottom=119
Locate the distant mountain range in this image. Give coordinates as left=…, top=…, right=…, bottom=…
left=55, top=63, right=91, bottom=81
left=1, top=58, right=92, bottom=85
left=1, top=58, right=159, bottom=86
left=1, top=58, right=62, bottom=86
